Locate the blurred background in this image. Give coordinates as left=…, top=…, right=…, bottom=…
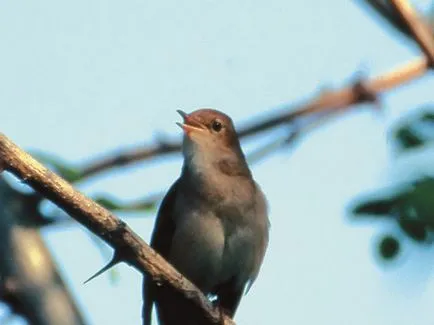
left=1, top=0, right=434, bottom=324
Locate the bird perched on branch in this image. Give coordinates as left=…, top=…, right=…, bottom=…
left=143, top=109, right=269, bottom=325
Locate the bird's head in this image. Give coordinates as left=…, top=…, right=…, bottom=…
left=177, top=109, right=246, bottom=172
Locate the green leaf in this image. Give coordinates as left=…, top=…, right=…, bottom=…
left=379, top=235, right=400, bottom=260
left=398, top=219, right=427, bottom=242
left=94, top=197, right=124, bottom=210
left=401, top=178, right=434, bottom=227
left=421, top=112, right=434, bottom=123
left=30, top=151, right=81, bottom=182
left=392, top=107, right=434, bottom=152
left=351, top=177, right=434, bottom=241
left=394, top=128, right=425, bottom=150
left=94, top=194, right=158, bottom=212
left=351, top=197, right=398, bottom=215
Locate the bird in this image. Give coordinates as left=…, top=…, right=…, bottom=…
left=143, top=109, right=269, bottom=325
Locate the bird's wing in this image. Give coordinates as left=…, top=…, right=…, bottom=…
left=215, top=185, right=270, bottom=317
left=246, top=185, right=270, bottom=292
left=143, top=179, right=179, bottom=325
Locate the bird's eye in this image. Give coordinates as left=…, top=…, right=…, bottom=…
left=211, top=120, right=223, bottom=132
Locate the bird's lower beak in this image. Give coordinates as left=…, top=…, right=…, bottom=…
left=176, top=110, right=206, bottom=135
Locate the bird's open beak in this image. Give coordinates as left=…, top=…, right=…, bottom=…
left=176, top=110, right=206, bottom=135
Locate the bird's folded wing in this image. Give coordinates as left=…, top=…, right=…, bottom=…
left=143, top=179, right=179, bottom=325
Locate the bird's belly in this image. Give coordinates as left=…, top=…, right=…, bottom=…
left=169, top=211, right=257, bottom=294
left=169, top=213, right=226, bottom=293
left=219, top=225, right=256, bottom=286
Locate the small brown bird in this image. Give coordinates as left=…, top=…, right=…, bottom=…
left=143, top=109, right=269, bottom=325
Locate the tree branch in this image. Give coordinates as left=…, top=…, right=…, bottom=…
left=0, top=177, right=87, bottom=325
left=78, top=141, right=180, bottom=181
left=390, top=0, right=434, bottom=66
left=0, top=134, right=234, bottom=325
left=75, top=57, right=428, bottom=181
left=356, top=0, right=413, bottom=38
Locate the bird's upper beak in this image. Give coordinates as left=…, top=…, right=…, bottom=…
left=176, top=110, right=206, bottom=136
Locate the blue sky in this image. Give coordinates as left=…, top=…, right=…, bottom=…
left=1, top=1, right=434, bottom=324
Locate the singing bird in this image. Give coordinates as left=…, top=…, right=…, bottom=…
left=143, top=109, right=269, bottom=325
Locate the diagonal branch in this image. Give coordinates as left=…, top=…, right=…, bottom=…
left=76, top=57, right=429, bottom=181
left=356, top=0, right=413, bottom=38
left=0, top=133, right=235, bottom=325
left=390, top=0, right=434, bottom=66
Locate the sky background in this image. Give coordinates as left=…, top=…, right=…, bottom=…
left=1, top=0, right=434, bottom=324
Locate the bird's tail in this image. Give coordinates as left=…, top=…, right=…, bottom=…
left=154, top=287, right=211, bottom=325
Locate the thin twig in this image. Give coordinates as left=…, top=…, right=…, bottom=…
left=78, top=141, right=180, bottom=180
left=390, top=0, right=434, bottom=66
left=0, top=133, right=235, bottom=325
